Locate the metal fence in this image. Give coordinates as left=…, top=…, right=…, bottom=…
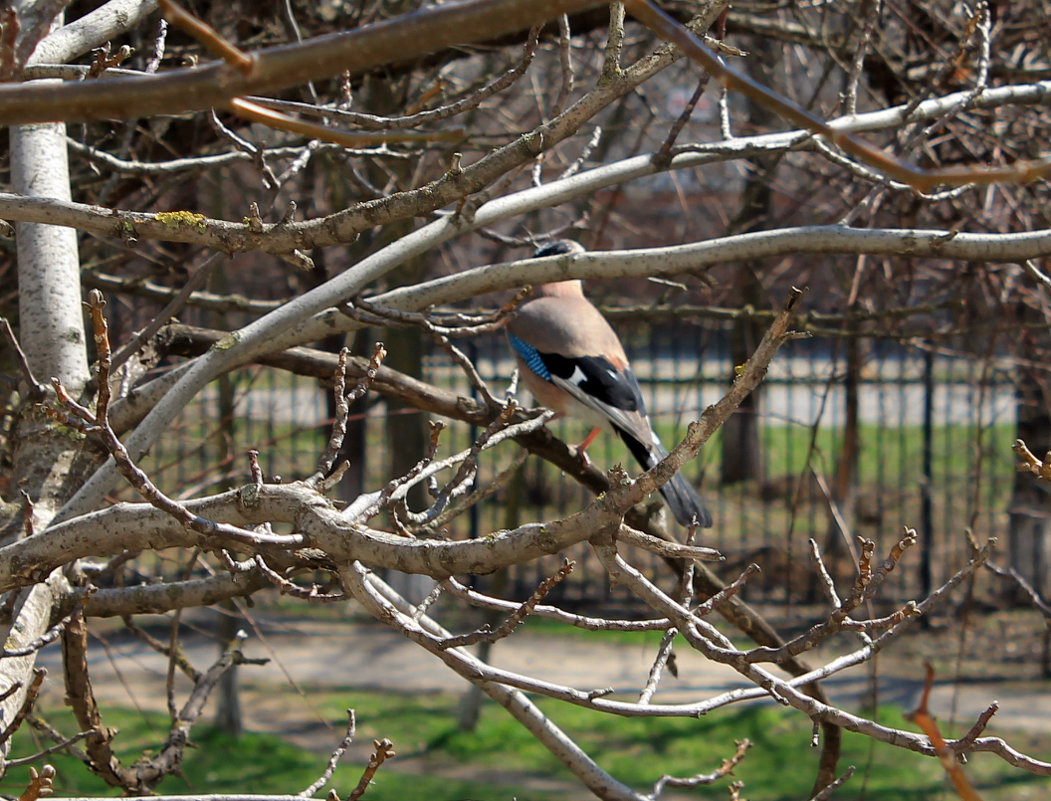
left=139, top=318, right=1018, bottom=609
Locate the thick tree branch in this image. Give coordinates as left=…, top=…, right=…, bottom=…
left=5, top=79, right=1051, bottom=253
left=0, top=0, right=605, bottom=125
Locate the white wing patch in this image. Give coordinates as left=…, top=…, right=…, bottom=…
left=567, top=365, right=589, bottom=387
left=550, top=373, right=656, bottom=450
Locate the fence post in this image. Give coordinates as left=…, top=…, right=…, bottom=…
left=920, top=347, right=934, bottom=601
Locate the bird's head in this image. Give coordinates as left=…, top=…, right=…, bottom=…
left=529, top=240, right=586, bottom=297
left=534, top=239, right=586, bottom=259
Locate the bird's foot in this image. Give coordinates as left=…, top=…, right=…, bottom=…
left=576, top=447, right=593, bottom=468
left=575, top=426, right=601, bottom=468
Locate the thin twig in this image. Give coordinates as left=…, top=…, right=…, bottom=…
left=298, top=709, right=355, bottom=797
left=650, top=739, right=751, bottom=797
left=418, top=448, right=528, bottom=534
left=0, top=669, right=45, bottom=746
left=638, top=628, right=677, bottom=704
left=0, top=316, right=45, bottom=397
left=347, top=738, right=396, bottom=801
left=158, top=0, right=256, bottom=73
left=439, top=559, right=575, bottom=648
left=110, top=255, right=223, bottom=372
left=807, top=766, right=856, bottom=801
left=253, top=555, right=347, bottom=602
left=656, top=75, right=710, bottom=165
left=616, top=526, right=723, bottom=561
left=693, top=564, right=760, bottom=617
left=145, top=17, right=168, bottom=74
left=6, top=730, right=93, bottom=767
left=249, top=23, right=541, bottom=132
left=551, top=14, right=574, bottom=117
left=984, top=559, right=1051, bottom=617
left=313, top=343, right=385, bottom=483
left=1, top=589, right=95, bottom=658
left=121, top=616, right=202, bottom=682
left=441, top=577, right=670, bottom=632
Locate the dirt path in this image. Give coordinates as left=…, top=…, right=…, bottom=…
left=23, top=615, right=1050, bottom=800
left=35, top=617, right=1051, bottom=744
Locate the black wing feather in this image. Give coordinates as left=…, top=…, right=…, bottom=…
left=540, top=352, right=643, bottom=412
left=617, top=429, right=713, bottom=527
left=531, top=348, right=713, bottom=528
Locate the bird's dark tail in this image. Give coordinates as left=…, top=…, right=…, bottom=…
left=616, top=429, right=713, bottom=528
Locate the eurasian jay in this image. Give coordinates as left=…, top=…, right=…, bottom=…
left=506, top=241, right=713, bottom=528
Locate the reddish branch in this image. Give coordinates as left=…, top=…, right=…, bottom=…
left=907, top=663, right=986, bottom=801
left=624, top=0, right=1051, bottom=189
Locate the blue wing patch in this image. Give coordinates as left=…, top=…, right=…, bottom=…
left=508, top=333, right=551, bottom=381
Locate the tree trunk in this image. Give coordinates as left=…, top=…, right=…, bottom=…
left=1008, top=367, right=1051, bottom=600
left=719, top=42, right=776, bottom=486
left=822, top=331, right=860, bottom=561
left=1, top=14, right=91, bottom=768
left=720, top=277, right=764, bottom=485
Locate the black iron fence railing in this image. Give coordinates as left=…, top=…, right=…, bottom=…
left=138, top=320, right=1018, bottom=609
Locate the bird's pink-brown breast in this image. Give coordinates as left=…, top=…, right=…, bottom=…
left=507, top=291, right=633, bottom=427
left=509, top=292, right=629, bottom=366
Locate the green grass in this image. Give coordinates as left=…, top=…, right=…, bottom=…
left=344, top=692, right=1045, bottom=801
left=492, top=415, right=1014, bottom=512
left=0, top=704, right=551, bottom=801
left=5, top=690, right=1046, bottom=801
left=1, top=709, right=319, bottom=798
left=653, top=419, right=1015, bottom=491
